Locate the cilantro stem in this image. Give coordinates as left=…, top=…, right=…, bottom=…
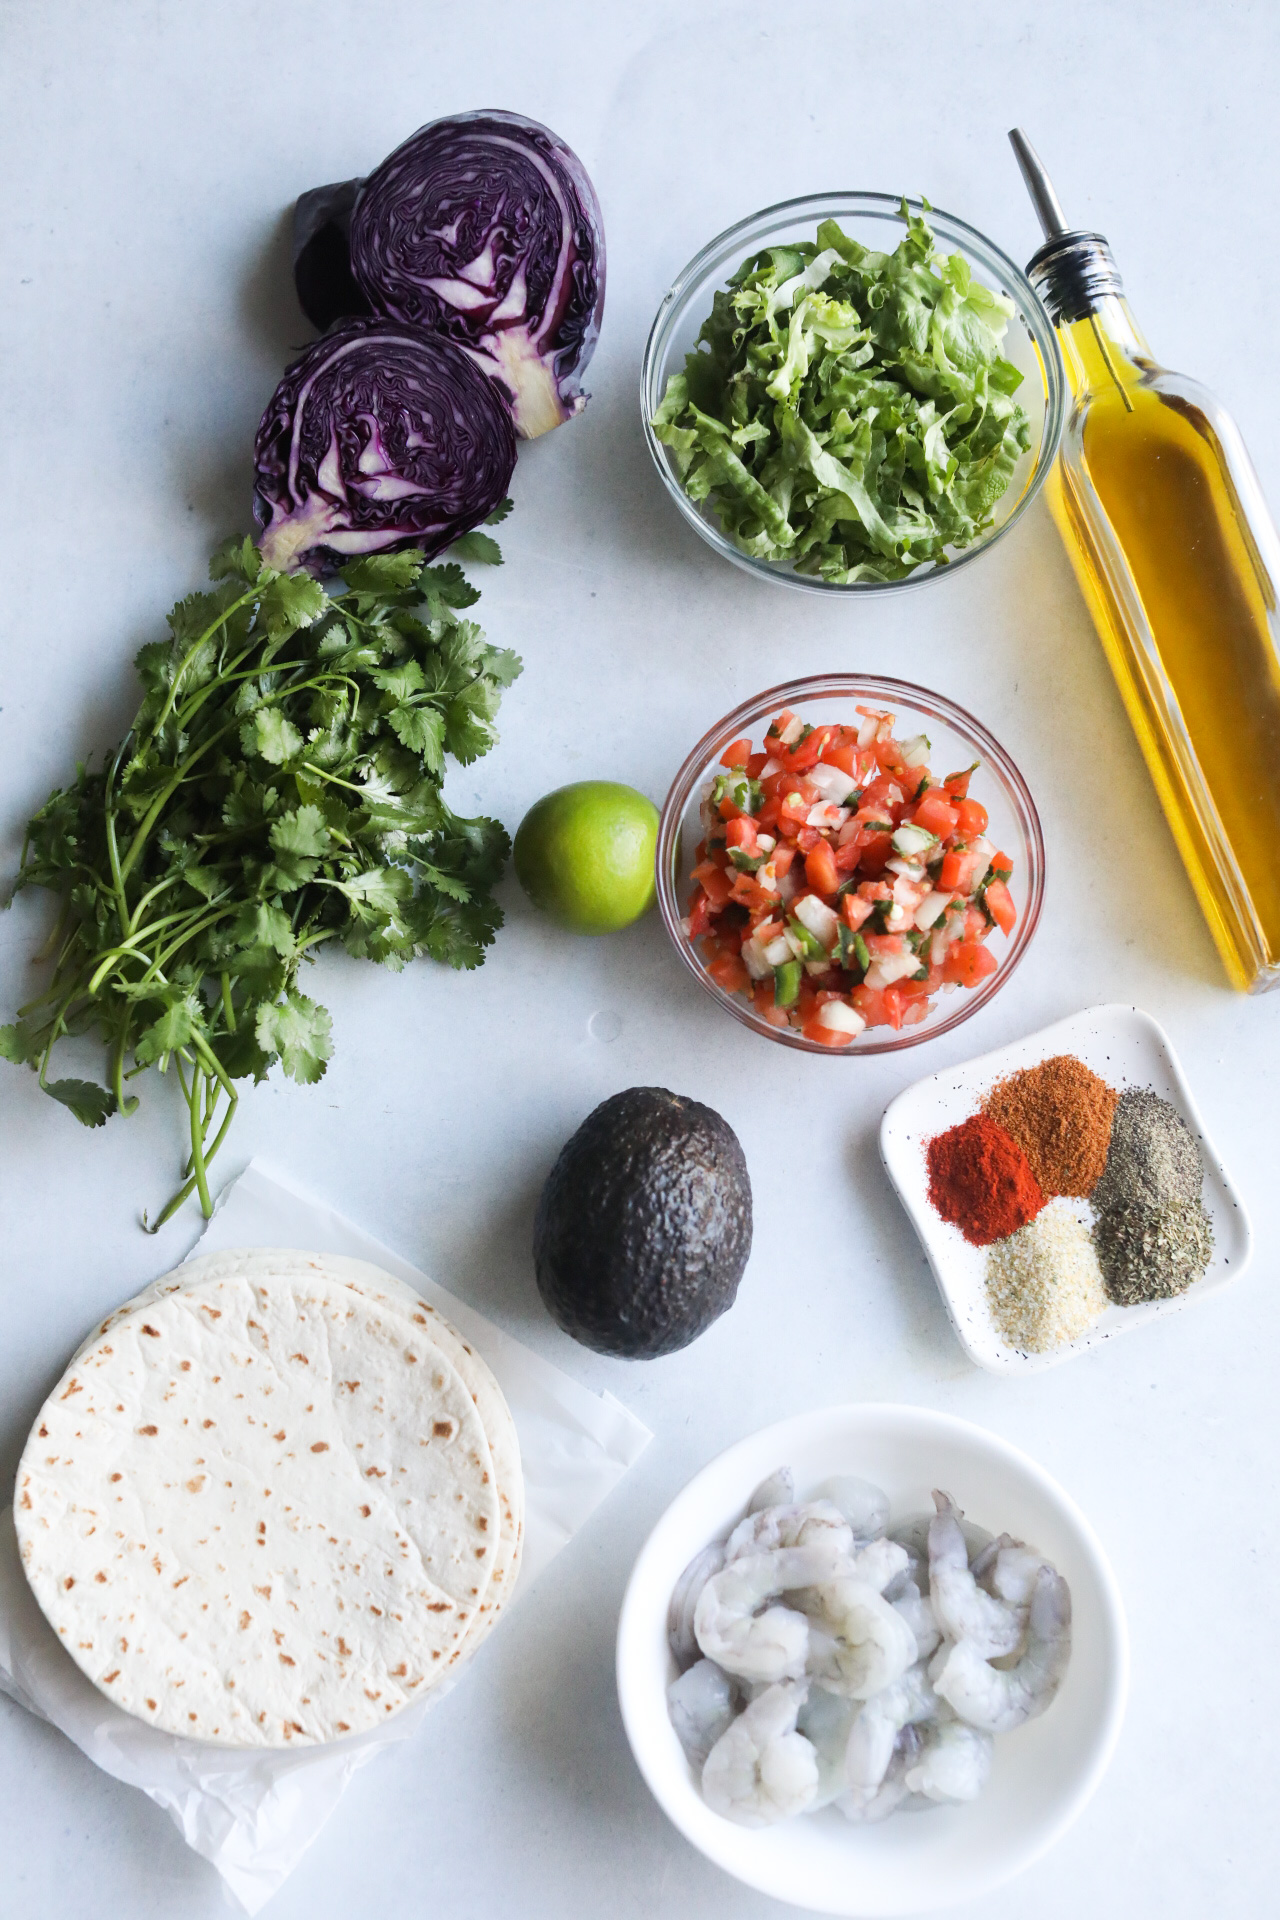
left=220, top=972, right=236, bottom=1031
left=144, top=585, right=260, bottom=742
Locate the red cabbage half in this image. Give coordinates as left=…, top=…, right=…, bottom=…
left=253, top=317, right=516, bottom=576
left=347, top=110, right=605, bottom=440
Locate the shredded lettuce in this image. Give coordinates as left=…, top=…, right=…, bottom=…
left=653, top=202, right=1032, bottom=583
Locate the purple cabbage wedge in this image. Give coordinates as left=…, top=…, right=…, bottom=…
left=253, top=317, right=516, bottom=575
left=347, top=110, right=605, bottom=440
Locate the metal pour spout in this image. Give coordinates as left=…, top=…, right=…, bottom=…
left=1008, top=128, right=1069, bottom=240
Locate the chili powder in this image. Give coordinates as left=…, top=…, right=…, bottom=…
left=926, top=1113, right=1046, bottom=1246
left=984, top=1054, right=1118, bottom=1199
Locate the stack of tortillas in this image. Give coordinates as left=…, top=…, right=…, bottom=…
left=14, top=1249, right=523, bottom=1747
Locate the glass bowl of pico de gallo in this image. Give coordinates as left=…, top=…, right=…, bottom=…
left=657, top=675, right=1044, bottom=1054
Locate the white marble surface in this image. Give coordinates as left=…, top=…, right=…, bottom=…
left=2, top=4, right=1278, bottom=1915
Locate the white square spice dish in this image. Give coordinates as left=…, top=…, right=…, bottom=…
left=880, top=1004, right=1253, bottom=1373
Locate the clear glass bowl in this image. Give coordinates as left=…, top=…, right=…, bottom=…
left=657, top=674, right=1045, bottom=1055
left=640, top=191, right=1066, bottom=595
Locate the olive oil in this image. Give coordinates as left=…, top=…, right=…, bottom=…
left=1014, top=132, right=1280, bottom=991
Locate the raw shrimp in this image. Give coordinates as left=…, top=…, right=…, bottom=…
left=668, top=1542, right=725, bottom=1669
left=796, top=1686, right=857, bottom=1807
left=668, top=1659, right=737, bottom=1770
left=884, top=1564, right=941, bottom=1661
left=725, top=1500, right=853, bottom=1563
left=812, top=1475, right=890, bottom=1543
left=701, top=1681, right=819, bottom=1828
left=694, top=1544, right=848, bottom=1683
left=844, top=1662, right=942, bottom=1799
left=803, top=1576, right=918, bottom=1699
left=972, top=1535, right=1047, bottom=1608
left=748, top=1467, right=795, bottom=1513
left=933, top=1566, right=1072, bottom=1733
left=837, top=1725, right=924, bottom=1824
left=928, top=1492, right=1025, bottom=1659
left=849, top=1537, right=909, bottom=1594
left=904, top=1721, right=993, bottom=1803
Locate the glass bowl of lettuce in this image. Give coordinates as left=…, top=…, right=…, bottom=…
left=642, top=193, right=1065, bottom=592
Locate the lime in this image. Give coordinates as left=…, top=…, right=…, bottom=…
left=514, top=781, right=659, bottom=934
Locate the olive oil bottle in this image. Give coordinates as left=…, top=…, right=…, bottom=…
left=1012, top=130, right=1280, bottom=991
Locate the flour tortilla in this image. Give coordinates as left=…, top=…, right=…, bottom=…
left=17, top=1264, right=501, bottom=1746
left=79, top=1249, right=525, bottom=1650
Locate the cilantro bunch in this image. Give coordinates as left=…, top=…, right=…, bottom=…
left=1, top=527, right=520, bottom=1227
left=653, top=203, right=1032, bottom=583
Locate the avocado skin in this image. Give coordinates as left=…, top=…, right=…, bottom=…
left=533, top=1086, right=752, bottom=1359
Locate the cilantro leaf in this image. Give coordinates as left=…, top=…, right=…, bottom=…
left=43, top=1077, right=116, bottom=1127
left=448, top=529, right=503, bottom=566
left=255, top=990, right=333, bottom=1084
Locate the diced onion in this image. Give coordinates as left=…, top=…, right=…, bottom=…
left=807, top=803, right=851, bottom=830
left=891, top=822, right=937, bottom=857
left=807, top=763, right=858, bottom=805
left=914, top=889, right=951, bottom=931
left=758, top=757, right=782, bottom=777
left=899, top=733, right=931, bottom=767
left=865, top=951, right=923, bottom=989
left=856, top=715, right=880, bottom=748
left=793, top=893, right=840, bottom=948
left=778, top=716, right=805, bottom=746
left=763, top=935, right=792, bottom=966
left=816, top=1000, right=867, bottom=1036
left=740, top=936, right=773, bottom=980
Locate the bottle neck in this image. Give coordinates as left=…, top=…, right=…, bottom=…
left=1027, top=231, right=1153, bottom=399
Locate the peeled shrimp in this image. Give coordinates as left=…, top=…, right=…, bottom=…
left=668, top=1659, right=737, bottom=1771
left=849, top=1537, right=910, bottom=1594
left=725, top=1499, right=854, bottom=1564
left=701, top=1681, right=819, bottom=1828
left=694, top=1544, right=848, bottom=1683
left=933, top=1566, right=1072, bottom=1732
left=837, top=1725, right=924, bottom=1824
left=796, top=1686, right=858, bottom=1808
left=668, top=1542, right=725, bottom=1669
left=748, top=1467, right=795, bottom=1513
left=803, top=1575, right=918, bottom=1699
left=885, top=1564, right=941, bottom=1662
left=812, top=1475, right=890, bottom=1543
left=904, top=1720, right=993, bottom=1803
left=844, top=1661, right=942, bottom=1800
left=928, top=1493, right=1025, bottom=1659
left=972, top=1534, right=1047, bottom=1609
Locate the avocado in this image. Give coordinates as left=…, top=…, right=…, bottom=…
left=533, top=1086, right=753, bottom=1359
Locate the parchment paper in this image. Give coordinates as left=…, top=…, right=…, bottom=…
left=0, top=1161, right=652, bottom=1913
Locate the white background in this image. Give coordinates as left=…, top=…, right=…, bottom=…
left=2, top=2, right=1278, bottom=1914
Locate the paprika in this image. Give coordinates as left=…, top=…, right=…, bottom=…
left=926, top=1113, right=1045, bottom=1246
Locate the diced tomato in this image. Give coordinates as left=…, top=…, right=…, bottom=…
left=771, top=845, right=796, bottom=877
left=802, top=1015, right=856, bottom=1048
left=717, top=792, right=745, bottom=822
left=840, top=893, right=874, bottom=931
left=851, top=984, right=891, bottom=1027
left=724, top=817, right=758, bottom=853
left=911, top=790, right=960, bottom=840
left=746, top=752, right=769, bottom=778
left=687, top=889, right=713, bottom=939
left=753, top=917, right=784, bottom=945
left=708, top=951, right=751, bottom=994
left=858, top=832, right=893, bottom=877
left=774, top=724, right=833, bottom=775
left=691, top=862, right=732, bottom=910
left=861, top=776, right=905, bottom=817
left=728, top=872, right=777, bottom=914
left=938, top=846, right=989, bottom=895
left=755, top=795, right=782, bottom=833
left=720, top=736, right=754, bottom=768
left=943, top=767, right=975, bottom=799
left=863, top=931, right=906, bottom=959
left=897, top=963, right=942, bottom=999
left=901, top=997, right=929, bottom=1025
left=953, top=798, right=989, bottom=838
left=796, top=825, right=822, bottom=853
left=835, top=838, right=864, bottom=875
left=779, top=790, right=814, bottom=835
left=880, top=986, right=908, bottom=1031
left=963, top=904, right=989, bottom=942
left=989, top=849, right=1014, bottom=879
left=753, top=980, right=789, bottom=1029
left=805, top=841, right=840, bottom=897
left=942, top=941, right=998, bottom=986
left=984, top=878, right=1017, bottom=935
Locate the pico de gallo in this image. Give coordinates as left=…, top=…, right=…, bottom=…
left=682, top=707, right=1017, bottom=1046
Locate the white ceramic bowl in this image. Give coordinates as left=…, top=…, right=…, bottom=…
left=879, top=1004, right=1254, bottom=1374
left=616, top=1404, right=1128, bottom=1916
